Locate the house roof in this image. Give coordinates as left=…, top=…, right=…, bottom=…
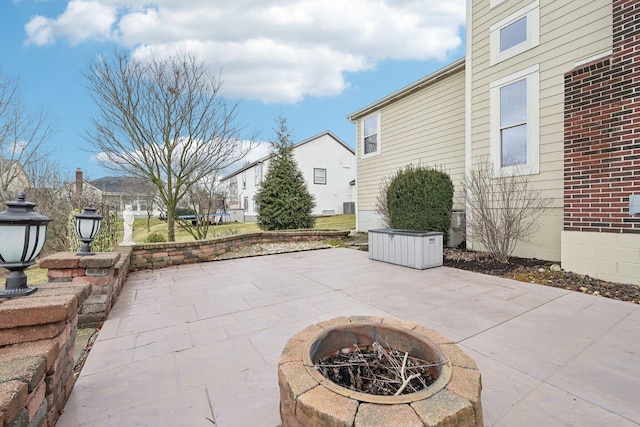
left=347, top=57, right=466, bottom=121
left=0, top=159, right=19, bottom=169
left=90, top=176, right=149, bottom=193
left=221, top=131, right=354, bottom=181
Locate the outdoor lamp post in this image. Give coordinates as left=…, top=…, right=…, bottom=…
left=0, top=193, right=53, bottom=298
left=75, top=205, right=102, bottom=256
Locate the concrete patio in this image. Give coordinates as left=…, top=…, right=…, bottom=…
left=58, top=248, right=640, bottom=426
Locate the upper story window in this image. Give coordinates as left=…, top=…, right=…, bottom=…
left=241, top=172, right=246, bottom=189
left=314, top=168, right=327, bottom=185
left=362, top=113, right=380, bottom=158
left=490, top=65, right=539, bottom=176
left=490, top=1, right=539, bottom=65
left=499, top=79, right=527, bottom=166
left=254, top=164, right=262, bottom=185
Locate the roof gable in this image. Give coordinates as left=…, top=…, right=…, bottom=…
left=347, top=58, right=465, bottom=121
left=221, top=131, right=353, bottom=181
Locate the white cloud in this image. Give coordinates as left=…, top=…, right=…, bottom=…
left=24, top=0, right=465, bottom=102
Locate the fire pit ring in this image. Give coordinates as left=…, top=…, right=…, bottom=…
left=278, top=316, right=483, bottom=426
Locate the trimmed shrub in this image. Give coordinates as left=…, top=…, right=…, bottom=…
left=145, top=232, right=167, bottom=243
left=387, top=165, right=454, bottom=241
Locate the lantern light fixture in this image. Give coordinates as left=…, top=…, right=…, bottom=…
left=74, top=205, right=102, bottom=256
left=0, top=193, right=52, bottom=298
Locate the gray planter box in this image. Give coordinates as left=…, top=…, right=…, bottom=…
left=368, top=229, right=443, bottom=269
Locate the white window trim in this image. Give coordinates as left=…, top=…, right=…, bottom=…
left=314, top=168, right=327, bottom=185
left=490, top=1, right=540, bottom=66
left=489, top=64, right=540, bottom=176
left=361, top=113, right=381, bottom=159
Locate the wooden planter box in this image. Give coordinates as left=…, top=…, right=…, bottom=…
left=368, top=229, right=443, bottom=269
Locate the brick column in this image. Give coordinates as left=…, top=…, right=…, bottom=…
left=0, top=282, right=91, bottom=426
left=40, top=252, right=124, bottom=328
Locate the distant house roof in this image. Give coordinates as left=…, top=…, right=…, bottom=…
left=91, top=176, right=149, bottom=193
left=221, top=131, right=353, bottom=181
left=0, top=159, right=19, bottom=170
left=347, top=58, right=465, bottom=121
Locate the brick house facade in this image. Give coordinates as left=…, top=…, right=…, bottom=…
left=564, top=0, right=640, bottom=234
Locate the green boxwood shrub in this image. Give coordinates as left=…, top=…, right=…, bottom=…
left=145, top=232, right=167, bottom=243
left=387, top=165, right=454, bottom=241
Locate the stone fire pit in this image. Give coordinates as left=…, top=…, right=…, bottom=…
left=278, top=316, right=483, bottom=427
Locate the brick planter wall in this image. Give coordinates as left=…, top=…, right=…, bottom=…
left=39, top=246, right=132, bottom=328
left=0, top=282, right=91, bottom=426
left=130, top=230, right=350, bottom=270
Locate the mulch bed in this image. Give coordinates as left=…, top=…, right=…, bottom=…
left=443, top=248, right=640, bottom=304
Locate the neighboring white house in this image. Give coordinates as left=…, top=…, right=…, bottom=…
left=0, top=159, right=30, bottom=202
left=221, top=131, right=356, bottom=221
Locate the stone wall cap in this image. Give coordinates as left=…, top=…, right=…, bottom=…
left=0, top=295, right=77, bottom=329
left=0, top=357, right=46, bottom=393
left=0, top=340, right=58, bottom=372
left=35, top=282, right=92, bottom=305
left=79, top=252, right=121, bottom=268
left=38, top=253, right=81, bottom=269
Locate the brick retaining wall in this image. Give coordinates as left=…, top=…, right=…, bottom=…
left=39, top=246, right=132, bottom=329
left=130, top=230, right=350, bottom=270
left=0, top=282, right=91, bottom=426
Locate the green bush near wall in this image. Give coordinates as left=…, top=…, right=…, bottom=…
left=387, top=165, right=454, bottom=242
left=145, top=232, right=167, bottom=243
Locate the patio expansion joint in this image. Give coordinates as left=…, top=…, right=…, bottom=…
left=456, top=290, right=572, bottom=345
left=187, top=288, right=339, bottom=324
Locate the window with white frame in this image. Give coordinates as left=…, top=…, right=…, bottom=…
left=314, top=168, right=327, bottom=185
left=241, top=172, right=246, bottom=189
left=254, top=163, right=262, bottom=185
left=362, top=113, right=380, bottom=157
left=490, top=65, right=539, bottom=175
left=490, top=1, right=539, bottom=65
left=243, top=196, right=249, bottom=211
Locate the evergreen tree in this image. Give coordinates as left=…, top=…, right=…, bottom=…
left=255, top=117, right=315, bottom=230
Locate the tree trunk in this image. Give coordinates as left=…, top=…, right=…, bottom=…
left=167, top=206, right=176, bottom=242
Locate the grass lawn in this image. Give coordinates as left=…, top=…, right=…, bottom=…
left=130, top=214, right=355, bottom=243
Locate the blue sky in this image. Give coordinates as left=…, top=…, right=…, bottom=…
left=0, top=0, right=465, bottom=180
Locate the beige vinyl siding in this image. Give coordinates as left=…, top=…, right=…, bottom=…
left=356, top=66, right=466, bottom=217
left=469, top=0, right=612, bottom=260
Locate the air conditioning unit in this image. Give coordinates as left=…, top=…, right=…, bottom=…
left=451, top=211, right=466, bottom=229
left=343, top=202, right=355, bottom=214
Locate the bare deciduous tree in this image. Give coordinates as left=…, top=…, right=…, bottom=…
left=0, top=69, right=55, bottom=203
left=84, top=50, right=255, bottom=241
left=463, top=160, right=552, bottom=262
left=176, top=175, right=226, bottom=240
